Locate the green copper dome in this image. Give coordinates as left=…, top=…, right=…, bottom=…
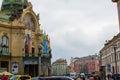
left=1, top=0, right=28, bottom=15
left=0, top=0, right=28, bottom=21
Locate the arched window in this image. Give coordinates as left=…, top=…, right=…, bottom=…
left=2, top=36, right=9, bottom=52
left=23, top=14, right=35, bottom=32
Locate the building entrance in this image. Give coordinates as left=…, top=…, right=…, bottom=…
left=24, top=64, right=38, bottom=77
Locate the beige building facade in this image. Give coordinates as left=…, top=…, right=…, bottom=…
left=99, top=0, right=120, bottom=75
left=52, top=58, right=67, bottom=76
left=100, top=33, right=120, bottom=75
left=0, top=0, right=52, bottom=77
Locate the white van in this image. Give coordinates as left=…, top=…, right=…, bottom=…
left=80, top=73, right=85, bottom=78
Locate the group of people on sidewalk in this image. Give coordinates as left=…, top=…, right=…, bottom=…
left=76, top=74, right=113, bottom=80
left=76, top=75, right=101, bottom=80
left=88, top=74, right=120, bottom=80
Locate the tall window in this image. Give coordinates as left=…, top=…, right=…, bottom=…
left=2, top=36, right=9, bottom=52
left=32, top=47, right=35, bottom=56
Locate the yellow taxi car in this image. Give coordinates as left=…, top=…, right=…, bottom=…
left=10, top=75, right=32, bottom=80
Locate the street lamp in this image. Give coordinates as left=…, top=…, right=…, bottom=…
left=38, top=48, right=43, bottom=76
left=113, top=45, right=118, bottom=74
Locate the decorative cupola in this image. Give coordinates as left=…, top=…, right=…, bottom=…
left=1, top=0, right=28, bottom=21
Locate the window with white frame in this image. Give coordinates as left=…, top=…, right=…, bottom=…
left=2, top=36, right=9, bottom=52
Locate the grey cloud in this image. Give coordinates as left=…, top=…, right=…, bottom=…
left=0, top=0, right=118, bottom=64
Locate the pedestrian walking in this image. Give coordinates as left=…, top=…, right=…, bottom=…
left=107, top=74, right=112, bottom=80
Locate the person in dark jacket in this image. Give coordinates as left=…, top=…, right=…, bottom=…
left=94, top=75, right=100, bottom=80
left=107, top=74, right=112, bottom=80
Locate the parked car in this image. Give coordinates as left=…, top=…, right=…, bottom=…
left=32, top=76, right=74, bottom=80
left=10, top=75, right=32, bottom=80
left=32, top=77, right=39, bottom=80
left=85, top=74, right=93, bottom=79
left=80, top=73, right=85, bottom=80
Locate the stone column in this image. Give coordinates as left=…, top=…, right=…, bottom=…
left=112, top=0, right=120, bottom=32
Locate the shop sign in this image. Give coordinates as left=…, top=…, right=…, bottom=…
left=24, top=60, right=38, bottom=64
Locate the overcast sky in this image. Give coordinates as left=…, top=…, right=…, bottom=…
left=0, top=0, right=119, bottom=64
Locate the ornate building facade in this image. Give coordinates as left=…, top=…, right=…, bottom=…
left=99, top=0, right=120, bottom=76
left=51, top=58, right=67, bottom=76
left=0, top=0, right=52, bottom=77
left=70, top=55, right=100, bottom=74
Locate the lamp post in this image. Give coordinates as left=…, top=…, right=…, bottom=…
left=38, top=48, right=43, bottom=76
left=38, top=54, right=41, bottom=76
left=113, top=45, right=117, bottom=74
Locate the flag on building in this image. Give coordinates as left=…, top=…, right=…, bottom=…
left=43, top=39, right=47, bottom=54
left=25, top=34, right=30, bottom=54
left=27, top=34, right=30, bottom=54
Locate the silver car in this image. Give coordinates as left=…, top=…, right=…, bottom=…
left=32, top=76, right=74, bottom=80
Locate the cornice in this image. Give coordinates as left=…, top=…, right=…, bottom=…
left=0, top=20, right=11, bottom=27
left=105, top=33, right=120, bottom=45
left=11, top=19, right=25, bottom=28
left=0, top=18, right=25, bottom=29
left=100, top=33, right=120, bottom=52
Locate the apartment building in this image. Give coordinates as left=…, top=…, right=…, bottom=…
left=52, top=58, right=67, bottom=76
left=100, top=33, right=120, bottom=75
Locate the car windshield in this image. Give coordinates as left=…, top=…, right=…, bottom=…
left=10, top=76, right=30, bottom=80
left=39, top=77, right=73, bottom=80
left=10, top=76, right=18, bottom=80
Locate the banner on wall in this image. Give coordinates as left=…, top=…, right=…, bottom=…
left=43, top=40, right=47, bottom=54
left=25, top=34, right=31, bottom=54
left=12, top=62, right=18, bottom=74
